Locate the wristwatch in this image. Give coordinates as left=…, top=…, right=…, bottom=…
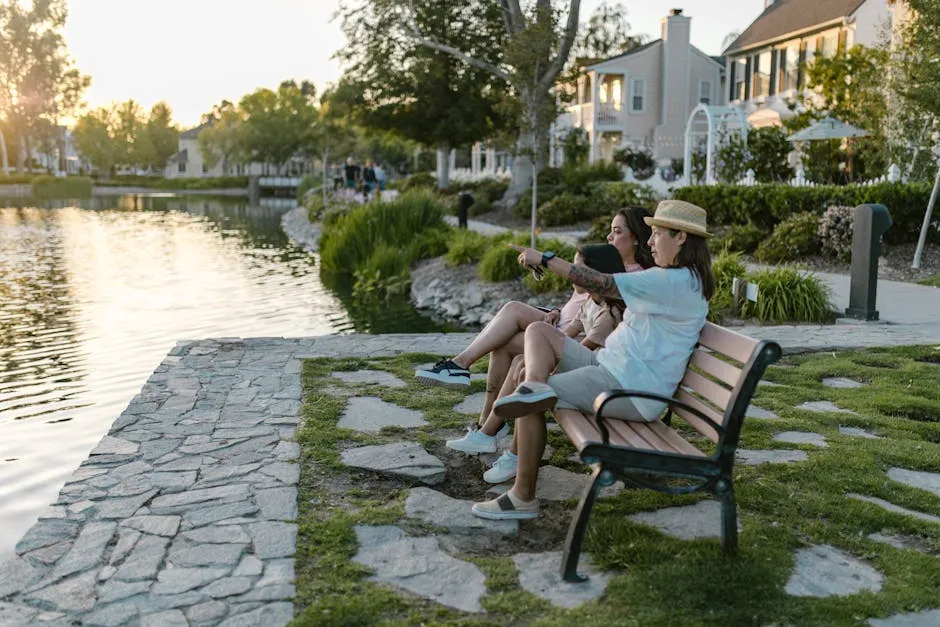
left=540, top=251, right=556, bottom=267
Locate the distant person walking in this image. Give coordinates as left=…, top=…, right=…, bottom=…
left=344, top=158, right=360, bottom=190
left=373, top=162, right=386, bottom=200
left=362, top=160, right=377, bottom=200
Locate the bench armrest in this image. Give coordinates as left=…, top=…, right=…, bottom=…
left=593, top=389, right=726, bottom=446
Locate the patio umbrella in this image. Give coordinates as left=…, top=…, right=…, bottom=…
left=788, top=116, right=869, bottom=183
left=787, top=116, right=869, bottom=142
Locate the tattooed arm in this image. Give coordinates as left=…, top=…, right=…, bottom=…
left=509, top=243, right=621, bottom=300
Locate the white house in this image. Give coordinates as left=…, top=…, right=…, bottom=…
left=29, top=126, right=86, bottom=175
left=553, top=9, right=725, bottom=164
left=164, top=123, right=312, bottom=179
left=724, top=0, right=892, bottom=127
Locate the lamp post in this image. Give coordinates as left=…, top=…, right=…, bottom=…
left=911, top=137, right=940, bottom=270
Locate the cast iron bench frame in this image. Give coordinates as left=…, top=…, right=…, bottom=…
left=553, top=322, right=782, bottom=582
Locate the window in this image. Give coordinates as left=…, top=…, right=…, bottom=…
left=630, top=78, right=645, bottom=113
left=178, top=161, right=186, bottom=174
left=733, top=58, right=747, bottom=100
left=779, top=45, right=799, bottom=92
left=753, top=51, right=771, bottom=97
left=611, top=79, right=622, bottom=108
left=201, top=162, right=209, bottom=174
left=822, top=34, right=838, bottom=58
left=699, top=80, right=711, bottom=105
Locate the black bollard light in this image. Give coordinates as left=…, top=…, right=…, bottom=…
left=845, top=203, right=892, bottom=321
left=457, top=191, right=474, bottom=229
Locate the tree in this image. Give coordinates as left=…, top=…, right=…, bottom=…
left=306, top=86, right=358, bottom=204
left=198, top=100, right=244, bottom=173
left=575, top=1, right=643, bottom=60
left=141, top=102, right=180, bottom=171
left=747, top=126, right=793, bottom=182
left=393, top=0, right=582, bottom=208
left=72, top=107, right=117, bottom=176
left=238, top=80, right=319, bottom=173
left=336, top=0, right=507, bottom=189
left=0, top=0, right=89, bottom=173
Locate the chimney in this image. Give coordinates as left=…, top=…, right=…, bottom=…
left=655, top=9, right=692, bottom=159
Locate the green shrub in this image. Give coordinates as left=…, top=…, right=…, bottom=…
left=521, top=236, right=577, bottom=293
left=537, top=194, right=596, bottom=226
left=305, top=193, right=326, bottom=222
left=400, top=172, right=437, bottom=191
left=31, top=175, right=93, bottom=197
left=740, top=267, right=834, bottom=323
left=296, top=174, right=321, bottom=203
left=590, top=181, right=658, bottom=212
left=406, top=225, right=451, bottom=261
left=671, top=182, right=934, bottom=244
left=560, top=161, right=623, bottom=196
left=319, top=189, right=447, bottom=277
left=710, top=221, right=769, bottom=254
left=93, top=175, right=250, bottom=190
left=817, top=205, right=855, bottom=262
left=478, top=244, right=523, bottom=282
left=582, top=215, right=614, bottom=244
left=708, top=248, right=747, bottom=322
left=755, top=212, right=819, bottom=263
left=352, top=243, right=412, bottom=301
left=445, top=230, right=489, bottom=267
left=0, top=173, right=38, bottom=184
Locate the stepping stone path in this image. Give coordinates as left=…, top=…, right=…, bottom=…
left=822, top=377, right=867, bottom=389
left=736, top=449, right=809, bottom=465
left=0, top=334, right=474, bottom=626
left=773, top=431, right=828, bottom=448
left=746, top=405, right=779, bottom=420
left=847, top=494, right=940, bottom=525
left=342, top=443, right=446, bottom=486
left=785, top=545, right=883, bottom=597
left=405, top=488, right=517, bottom=535
left=352, top=525, right=487, bottom=613
left=453, top=392, right=487, bottom=415
left=629, top=500, right=740, bottom=540
left=869, top=609, right=940, bottom=626
left=840, top=426, right=881, bottom=439
left=514, top=552, right=609, bottom=608
left=331, top=370, right=407, bottom=388
left=486, top=465, right=624, bottom=502
left=867, top=532, right=936, bottom=554
left=338, top=396, right=428, bottom=432
left=887, top=467, right=940, bottom=498
left=797, top=400, right=859, bottom=415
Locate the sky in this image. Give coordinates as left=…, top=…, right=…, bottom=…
left=63, top=0, right=761, bottom=128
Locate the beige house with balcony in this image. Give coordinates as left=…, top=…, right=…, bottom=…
left=553, top=9, right=724, bottom=164
left=724, top=0, right=892, bottom=128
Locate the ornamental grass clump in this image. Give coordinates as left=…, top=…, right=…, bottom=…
left=818, top=205, right=855, bottom=262
left=708, top=248, right=747, bottom=322
left=755, top=212, right=820, bottom=264
left=740, top=267, right=834, bottom=323
left=445, top=230, right=489, bottom=267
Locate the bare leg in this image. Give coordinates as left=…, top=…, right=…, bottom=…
left=480, top=355, right=527, bottom=452
left=511, top=412, right=547, bottom=501
left=452, top=301, right=544, bottom=369
left=478, top=333, right=525, bottom=427
left=522, top=322, right=568, bottom=382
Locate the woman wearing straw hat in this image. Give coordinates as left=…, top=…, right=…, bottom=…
left=471, top=199, right=716, bottom=521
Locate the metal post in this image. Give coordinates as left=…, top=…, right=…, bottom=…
left=846, top=204, right=892, bottom=320
left=912, top=159, right=940, bottom=269
left=531, top=164, right=538, bottom=248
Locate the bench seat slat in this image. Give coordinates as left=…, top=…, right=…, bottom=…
left=698, top=322, right=759, bottom=364
left=554, top=410, right=706, bottom=458
left=689, top=348, right=742, bottom=388
left=606, top=419, right=658, bottom=450
left=645, top=420, right=707, bottom=457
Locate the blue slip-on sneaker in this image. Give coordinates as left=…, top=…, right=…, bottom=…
left=493, top=381, right=557, bottom=419
left=414, top=359, right=470, bottom=389
left=483, top=451, right=518, bottom=484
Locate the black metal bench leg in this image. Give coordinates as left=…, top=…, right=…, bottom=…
left=561, top=466, right=604, bottom=583
left=719, top=486, right=738, bottom=554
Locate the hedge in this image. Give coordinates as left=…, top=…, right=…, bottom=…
left=31, top=176, right=93, bottom=197
left=672, top=183, right=935, bottom=245
left=94, top=175, right=250, bottom=190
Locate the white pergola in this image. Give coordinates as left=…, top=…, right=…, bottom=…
left=683, top=104, right=748, bottom=185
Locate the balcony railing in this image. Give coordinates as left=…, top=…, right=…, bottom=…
left=596, top=103, right=624, bottom=126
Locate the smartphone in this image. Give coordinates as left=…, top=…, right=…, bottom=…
left=534, top=305, right=555, bottom=313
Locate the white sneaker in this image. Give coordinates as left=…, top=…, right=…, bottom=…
left=446, top=423, right=509, bottom=454
left=483, top=451, right=518, bottom=484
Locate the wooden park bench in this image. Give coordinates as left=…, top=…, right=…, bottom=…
left=552, top=322, right=782, bottom=582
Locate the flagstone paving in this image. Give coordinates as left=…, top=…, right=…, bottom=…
left=3, top=332, right=939, bottom=624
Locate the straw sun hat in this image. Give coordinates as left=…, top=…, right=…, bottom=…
left=643, top=200, right=712, bottom=238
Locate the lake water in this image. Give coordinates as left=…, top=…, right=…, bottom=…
left=0, top=194, right=447, bottom=559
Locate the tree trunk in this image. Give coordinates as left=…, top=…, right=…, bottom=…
left=0, top=128, right=8, bottom=175
left=436, top=142, right=451, bottom=190
left=16, top=133, right=26, bottom=173
left=496, top=93, right=543, bottom=211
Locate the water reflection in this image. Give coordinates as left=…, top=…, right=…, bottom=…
left=0, top=194, right=448, bottom=559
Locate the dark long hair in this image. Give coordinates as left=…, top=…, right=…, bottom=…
left=670, top=231, right=715, bottom=301
left=578, top=243, right=627, bottom=314
left=617, top=207, right=655, bottom=269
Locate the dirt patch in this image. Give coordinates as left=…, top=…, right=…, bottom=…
left=755, top=242, right=940, bottom=285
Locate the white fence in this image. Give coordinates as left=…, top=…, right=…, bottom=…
left=447, top=168, right=512, bottom=184
left=735, top=163, right=903, bottom=188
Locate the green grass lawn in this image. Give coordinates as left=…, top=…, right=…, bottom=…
left=917, top=275, right=940, bottom=288
left=291, top=347, right=940, bottom=627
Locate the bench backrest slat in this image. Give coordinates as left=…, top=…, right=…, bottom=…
left=680, top=370, right=732, bottom=411
left=688, top=348, right=742, bottom=389
left=674, top=389, right=723, bottom=444
left=697, top=322, right=759, bottom=365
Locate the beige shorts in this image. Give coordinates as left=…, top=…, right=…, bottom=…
left=547, top=337, right=645, bottom=421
